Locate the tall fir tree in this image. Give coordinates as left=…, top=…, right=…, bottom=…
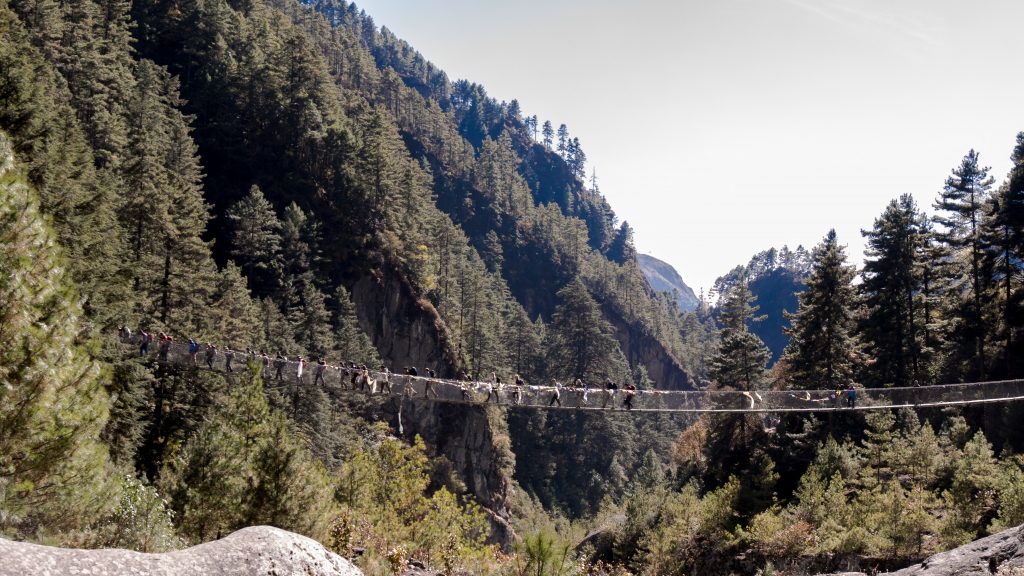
left=0, top=133, right=115, bottom=535
left=541, top=120, right=553, bottom=149
left=981, top=132, right=1024, bottom=378
left=548, top=278, right=622, bottom=382
left=332, top=284, right=379, bottom=366
left=556, top=123, right=568, bottom=157
left=121, top=59, right=215, bottom=333
left=860, top=196, right=928, bottom=386
left=0, top=9, right=129, bottom=326
left=932, top=150, right=995, bottom=380
left=781, top=230, right=859, bottom=389
left=710, top=274, right=771, bottom=391
left=226, top=185, right=282, bottom=294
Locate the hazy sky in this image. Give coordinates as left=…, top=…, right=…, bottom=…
left=353, top=0, right=1024, bottom=296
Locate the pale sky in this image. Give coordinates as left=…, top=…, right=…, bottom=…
left=352, top=0, right=1024, bottom=296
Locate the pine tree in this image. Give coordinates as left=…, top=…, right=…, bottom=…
left=0, top=13, right=129, bottom=326
left=548, top=278, right=621, bottom=382
left=932, top=150, right=995, bottom=379
left=568, top=137, right=586, bottom=179
left=556, top=123, right=568, bottom=157
left=782, top=230, right=859, bottom=389
left=711, top=274, right=771, bottom=391
left=941, top=431, right=1001, bottom=544
left=981, top=132, right=1024, bottom=378
left=206, top=262, right=261, bottom=345
left=226, top=185, right=282, bottom=293
left=607, top=221, right=636, bottom=264
left=161, top=367, right=335, bottom=542
left=503, top=305, right=543, bottom=382
left=541, top=120, right=553, bottom=148
left=121, top=59, right=215, bottom=333
left=292, top=283, right=335, bottom=357
left=0, top=134, right=115, bottom=535
left=50, top=0, right=135, bottom=168
left=332, top=285, right=379, bottom=365
left=860, top=195, right=928, bottom=386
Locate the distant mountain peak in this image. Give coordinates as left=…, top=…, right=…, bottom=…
left=638, top=254, right=699, bottom=311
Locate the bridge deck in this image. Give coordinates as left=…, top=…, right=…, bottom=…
left=125, top=335, right=1024, bottom=413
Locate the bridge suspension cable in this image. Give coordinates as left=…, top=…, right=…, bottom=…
left=121, top=332, right=1024, bottom=414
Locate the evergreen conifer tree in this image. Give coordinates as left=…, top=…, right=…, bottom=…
left=548, top=279, right=621, bottom=382
left=981, top=132, right=1024, bottom=378
left=0, top=134, right=115, bottom=535
left=332, top=285, right=379, bottom=365
left=710, top=274, right=770, bottom=391
left=932, top=150, right=995, bottom=379
left=556, top=123, right=568, bottom=157
left=227, top=185, right=282, bottom=293
left=860, top=195, right=928, bottom=386
left=122, top=59, right=215, bottom=333
left=781, top=230, right=859, bottom=389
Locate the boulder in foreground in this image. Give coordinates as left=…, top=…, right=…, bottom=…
left=0, top=525, right=364, bottom=576
left=820, top=524, right=1024, bottom=576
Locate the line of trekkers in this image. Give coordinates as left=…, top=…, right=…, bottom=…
left=118, top=326, right=641, bottom=410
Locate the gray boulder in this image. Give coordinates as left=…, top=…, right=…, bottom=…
left=0, top=525, right=364, bottom=576
left=821, top=524, right=1024, bottom=576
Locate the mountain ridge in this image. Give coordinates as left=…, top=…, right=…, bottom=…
left=638, top=253, right=700, bottom=311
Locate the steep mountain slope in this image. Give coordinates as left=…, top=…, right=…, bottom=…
left=638, top=253, right=700, bottom=311
left=1, top=0, right=709, bottom=541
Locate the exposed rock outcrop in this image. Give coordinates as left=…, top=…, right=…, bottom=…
left=350, top=271, right=457, bottom=375
left=392, top=399, right=517, bottom=548
left=0, top=526, right=363, bottom=576
left=819, top=524, right=1024, bottom=576
left=350, top=269, right=515, bottom=548
left=605, top=304, right=692, bottom=391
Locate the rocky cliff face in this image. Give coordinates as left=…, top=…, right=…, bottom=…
left=605, top=305, right=692, bottom=391
left=0, top=526, right=363, bottom=576
left=350, top=271, right=458, bottom=375
left=395, top=400, right=517, bottom=546
left=820, top=524, right=1024, bottom=576
left=349, top=269, right=515, bottom=547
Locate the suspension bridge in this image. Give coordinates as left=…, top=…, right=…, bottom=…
left=122, top=332, right=1024, bottom=414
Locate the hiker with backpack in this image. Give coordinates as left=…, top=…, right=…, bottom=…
left=549, top=381, right=563, bottom=407
left=204, top=343, right=217, bottom=369
left=188, top=339, right=200, bottom=366
left=603, top=379, right=618, bottom=409
left=423, top=372, right=439, bottom=399
left=158, top=334, right=172, bottom=362
left=138, top=330, right=151, bottom=356
left=486, top=372, right=501, bottom=403
left=576, top=378, right=590, bottom=406
left=314, top=358, right=327, bottom=386
left=274, top=353, right=286, bottom=381
left=224, top=346, right=235, bottom=372
left=624, top=384, right=637, bottom=410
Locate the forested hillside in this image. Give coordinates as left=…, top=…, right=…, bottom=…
left=4, top=0, right=1024, bottom=574
left=0, top=0, right=708, bottom=569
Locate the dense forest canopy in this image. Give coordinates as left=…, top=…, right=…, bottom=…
left=2, top=0, right=1024, bottom=574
